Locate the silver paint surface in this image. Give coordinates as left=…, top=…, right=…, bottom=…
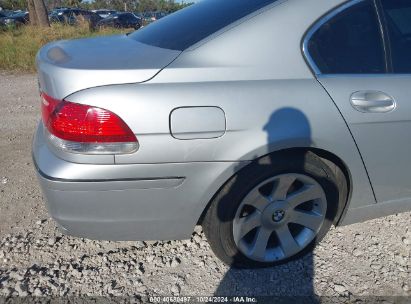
left=32, top=0, right=411, bottom=240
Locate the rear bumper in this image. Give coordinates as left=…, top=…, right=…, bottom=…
left=33, top=123, right=245, bottom=241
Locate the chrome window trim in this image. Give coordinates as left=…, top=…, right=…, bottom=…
left=302, top=0, right=365, bottom=76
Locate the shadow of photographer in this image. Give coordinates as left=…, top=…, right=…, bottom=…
left=211, top=108, right=340, bottom=303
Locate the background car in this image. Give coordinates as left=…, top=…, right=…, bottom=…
left=0, top=11, right=29, bottom=27
left=49, top=8, right=102, bottom=28
left=0, top=10, right=13, bottom=18
left=34, top=0, right=411, bottom=268
left=92, top=9, right=117, bottom=19
left=97, top=12, right=141, bottom=29
left=140, top=11, right=167, bottom=25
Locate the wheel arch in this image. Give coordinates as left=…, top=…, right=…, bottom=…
left=196, top=147, right=352, bottom=227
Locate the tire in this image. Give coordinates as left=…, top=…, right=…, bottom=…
left=202, top=150, right=347, bottom=268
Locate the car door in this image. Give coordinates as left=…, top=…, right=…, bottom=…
left=125, top=14, right=136, bottom=27
left=129, top=14, right=138, bottom=27
left=304, top=0, right=411, bottom=204
left=123, top=14, right=132, bottom=27
left=117, top=14, right=126, bottom=27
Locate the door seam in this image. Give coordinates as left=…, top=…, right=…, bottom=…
left=316, top=79, right=378, bottom=204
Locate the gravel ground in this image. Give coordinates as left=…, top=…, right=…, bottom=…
left=0, top=73, right=410, bottom=301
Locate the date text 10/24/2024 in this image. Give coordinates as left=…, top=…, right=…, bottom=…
left=149, top=297, right=258, bottom=303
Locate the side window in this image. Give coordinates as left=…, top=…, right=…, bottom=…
left=307, top=1, right=386, bottom=74
left=381, top=0, right=411, bottom=73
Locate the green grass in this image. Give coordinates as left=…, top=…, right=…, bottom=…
left=0, top=23, right=129, bottom=72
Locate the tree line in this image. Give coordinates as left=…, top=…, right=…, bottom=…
left=81, top=0, right=192, bottom=13
left=0, top=0, right=192, bottom=12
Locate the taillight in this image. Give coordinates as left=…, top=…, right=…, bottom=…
left=41, top=93, right=138, bottom=154
left=41, top=93, right=60, bottom=125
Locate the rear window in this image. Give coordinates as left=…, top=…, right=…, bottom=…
left=130, top=0, right=278, bottom=51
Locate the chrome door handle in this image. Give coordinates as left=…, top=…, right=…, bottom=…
left=350, top=91, right=396, bottom=113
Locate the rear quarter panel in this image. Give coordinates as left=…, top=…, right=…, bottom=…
left=66, top=77, right=374, bottom=210
left=62, top=0, right=375, bottom=219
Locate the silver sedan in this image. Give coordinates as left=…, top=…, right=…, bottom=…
left=33, top=0, right=411, bottom=268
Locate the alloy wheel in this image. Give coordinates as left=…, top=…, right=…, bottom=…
left=232, top=173, right=327, bottom=263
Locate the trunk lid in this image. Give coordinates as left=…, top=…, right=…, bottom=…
left=36, top=34, right=181, bottom=99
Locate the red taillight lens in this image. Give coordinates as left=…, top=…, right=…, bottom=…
left=41, top=93, right=138, bottom=154
left=49, top=101, right=137, bottom=143
left=41, top=93, right=60, bottom=125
